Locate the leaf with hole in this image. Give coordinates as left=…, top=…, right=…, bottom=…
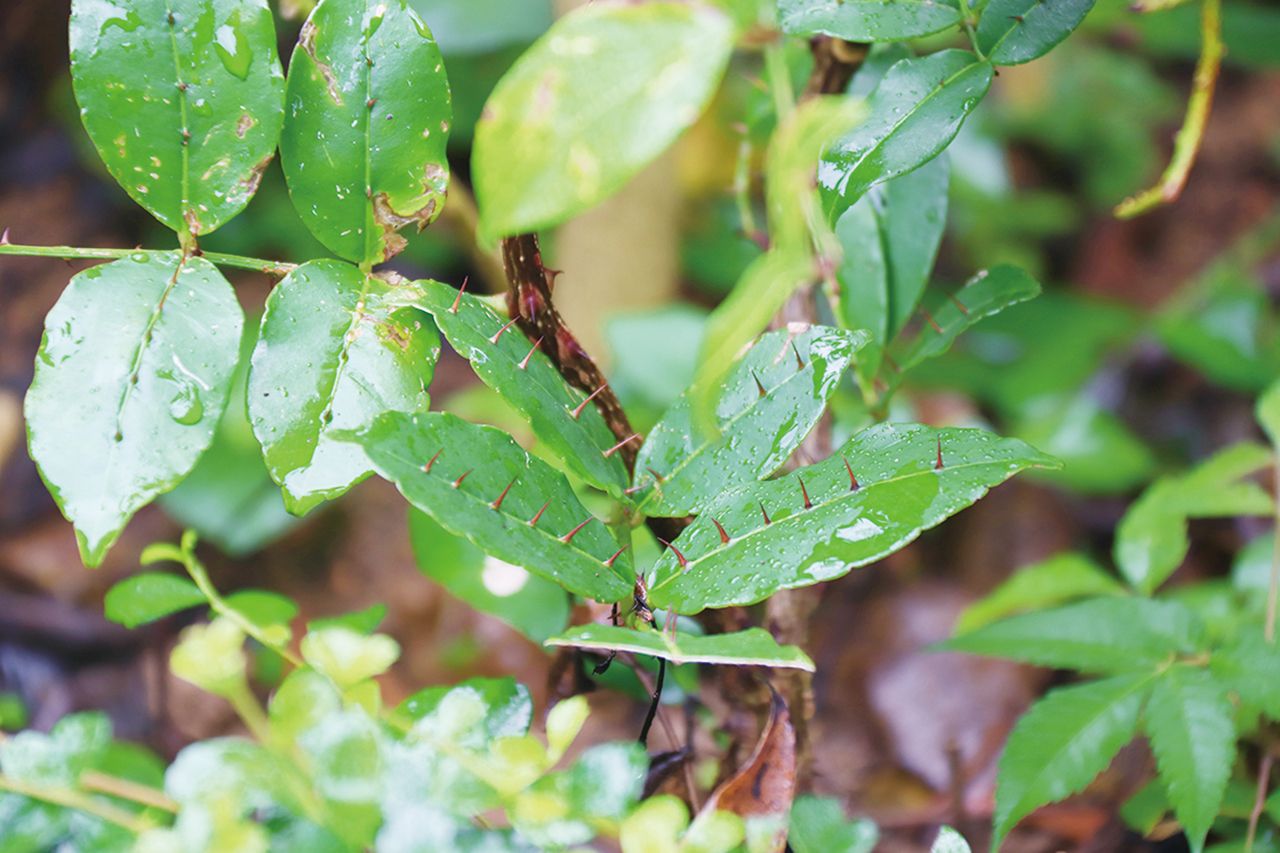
left=473, top=1, right=733, bottom=238
left=413, top=279, right=629, bottom=498
left=634, top=325, right=868, bottom=517
left=779, top=0, right=963, bottom=42
left=545, top=624, right=814, bottom=670
left=819, top=50, right=991, bottom=220
left=351, top=411, right=632, bottom=602
left=248, top=260, right=439, bottom=515
left=25, top=253, right=243, bottom=566
left=647, top=423, right=1057, bottom=614
left=69, top=0, right=285, bottom=234
left=977, top=0, right=1097, bottom=66
left=280, top=0, right=451, bottom=264
left=104, top=572, right=206, bottom=628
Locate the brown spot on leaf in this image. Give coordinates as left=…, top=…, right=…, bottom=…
left=371, top=174, right=446, bottom=261
left=299, top=20, right=343, bottom=105
left=235, top=113, right=256, bottom=139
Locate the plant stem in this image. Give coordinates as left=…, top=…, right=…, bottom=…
left=0, top=240, right=295, bottom=277
left=0, top=773, right=156, bottom=833
left=438, top=180, right=508, bottom=293
left=1114, top=0, right=1222, bottom=218
left=1245, top=430, right=1280, bottom=851
left=78, top=771, right=179, bottom=813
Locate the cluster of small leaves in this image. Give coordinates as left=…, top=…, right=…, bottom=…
left=945, top=380, right=1280, bottom=851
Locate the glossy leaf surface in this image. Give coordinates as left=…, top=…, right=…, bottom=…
left=779, top=0, right=962, bottom=42
left=819, top=50, right=991, bottom=219
left=281, top=0, right=451, bottom=263
left=26, top=253, right=243, bottom=566
left=69, top=0, right=284, bottom=235
left=545, top=624, right=814, bottom=670
left=104, top=572, right=206, bottom=628
left=473, top=1, right=733, bottom=238
left=634, top=325, right=868, bottom=517
left=414, top=280, right=628, bottom=497
left=647, top=424, right=1056, bottom=614
left=248, top=260, right=439, bottom=515
left=977, top=0, right=1097, bottom=66
left=353, top=411, right=632, bottom=602
left=994, top=673, right=1153, bottom=848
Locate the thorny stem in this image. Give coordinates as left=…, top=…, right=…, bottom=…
left=1245, top=458, right=1280, bottom=851
left=1114, top=0, right=1222, bottom=219
left=0, top=239, right=295, bottom=277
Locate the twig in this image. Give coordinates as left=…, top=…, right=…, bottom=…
left=0, top=774, right=155, bottom=833
left=0, top=239, right=294, bottom=276
left=79, top=770, right=179, bottom=813
left=438, top=181, right=508, bottom=293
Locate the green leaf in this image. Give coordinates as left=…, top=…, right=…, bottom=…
left=1258, top=378, right=1280, bottom=447
left=408, top=508, right=570, bottom=643
left=25, top=253, right=243, bottom=566
left=1143, top=666, right=1234, bottom=853
left=647, top=423, right=1056, bottom=614
left=993, top=673, right=1153, bottom=848
left=1011, top=393, right=1156, bottom=496
left=977, top=0, right=1097, bottom=66
left=398, top=677, right=533, bottom=740
left=473, top=1, right=733, bottom=238
left=830, top=201, right=889, bottom=344
left=69, top=0, right=285, bottom=234
left=410, top=0, right=552, bottom=55
left=787, top=795, right=878, bottom=853
left=308, top=604, right=387, bottom=636
left=248, top=261, right=439, bottom=515
left=1, top=712, right=112, bottom=786
left=300, top=626, right=400, bottom=688
left=1209, top=630, right=1280, bottom=720
left=280, top=0, right=451, bottom=264
left=1120, top=779, right=1169, bottom=837
left=413, top=280, right=628, bottom=497
left=820, top=50, right=991, bottom=218
left=222, top=589, right=299, bottom=630
left=633, top=325, right=868, bottom=517
left=170, top=618, right=248, bottom=697
left=545, top=624, right=815, bottom=670
left=955, top=553, right=1125, bottom=633
left=888, top=265, right=1042, bottom=375
left=779, top=0, right=963, bottom=42
left=931, top=826, right=971, bottom=853
left=353, top=411, right=633, bottom=602
left=269, top=669, right=342, bottom=745
left=944, top=598, right=1203, bottom=673
left=104, top=572, right=206, bottom=628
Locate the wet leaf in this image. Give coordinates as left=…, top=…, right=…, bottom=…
left=787, top=795, right=878, bottom=853
left=69, top=0, right=285, bottom=235
left=779, top=0, right=963, bottom=42
left=398, top=677, right=532, bottom=740
left=634, top=325, right=868, bottom=517
left=993, top=673, right=1153, bottom=848
left=699, top=689, right=796, bottom=853
left=248, top=261, right=439, bottom=515
left=930, top=826, right=972, bottom=853
left=25, top=253, right=243, bottom=566
left=545, top=624, right=815, bottom=671
left=820, top=50, right=991, bottom=219
left=280, top=0, right=451, bottom=264
left=104, top=572, right=206, bottom=628
left=977, top=0, right=1097, bottom=66
left=352, top=411, right=633, bottom=602
left=1143, top=665, right=1234, bottom=853
left=473, top=1, right=733, bottom=238
left=414, top=280, right=629, bottom=498
left=647, top=423, right=1056, bottom=614
left=955, top=552, right=1125, bottom=633
left=300, top=626, right=400, bottom=688
left=410, top=0, right=552, bottom=55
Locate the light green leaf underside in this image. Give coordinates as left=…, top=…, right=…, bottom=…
left=248, top=260, right=439, bottom=515
left=352, top=411, right=632, bottom=602
left=648, top=423, right=1057, bottom=614
left=779, top=0, right=963, bottom=42
left=281, top=0, right=451, bottom=263
left=634, top=325, right=868, bottom=517
left=25, top=253, right=243, bottom=566
left=69, top=0, right=285, bottom=234
left=413, top=279, right=629, bottom=497
left=545, top=624, right=814, bottom=671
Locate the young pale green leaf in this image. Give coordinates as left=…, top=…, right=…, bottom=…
left=545, top=624, right=815, bottom=671
left=413, top=280, right=628, bottom=497
left=931, top=826, right=972, bottom=853
left=889, top=265, right=1042, bottom=375
left=1143, top=666, right=1234, bottom=853
left=943, top=598, right=1203, bottom=673
left=352, top=411, right=632, bottom=602
left=170, top=618, right=248, bottom=697
left=280, top=0, right=451, bottom=264
left=977, top=0, right=1097, bottom=66
left=248, top=261, right=439, bottom=515
left=787, top=795, right=878, bottom=853
left=779, top=0, right=963, bottom=42
left=955, top=552, right=1125, bottom=633
left=1259, top=378, right=1280, bottom=446
left=472, top=1, right=733, bottom=238
left=830, top=201, right=889, bottom=344
left=1, top=712, right=112, bottom=786
left=300, top=626, right=400, bottom=688
left=633, top=325, right=868, bottom=517
left=647, top=424, right=1056, bottom=614
left=398, top=677, right=533, bottom=740
left=25, top=253, right=243, bottom=566
left=104, top=573, right=206, bottom=628
left=994, top=673, right=1153, bottom=848
left=819, top=50, right=991, bottom=219
left=69, top=0, right=285, bottom=235
left=408, top=508, right=570, bottom=643
left=222, top=590, right=299, bottom=631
